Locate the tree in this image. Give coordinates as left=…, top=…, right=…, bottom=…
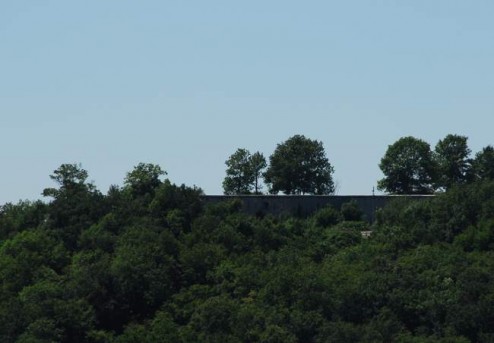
left=110, top=225, right=180, bottom=319
left=341, top=200, right=364, bottom=221
left=42, top=164, right=105, bottom=248
left=250, top=152, right=267, bottom=194
left=42, top=163, right=93, bottom=199
left=223, top=149, right=252, bottom=195
left=0, top=200, right=47, bottom=241
left=434, top=134, right=472, bottom=190
left=124, top=163, right=166, bottom=197
left=472, top=145, right=494, bottom=181
left=0, top=229, right=68, bottom=295
left=378, top=136, right=436, bottom=194
left=263, top=135, right=334, bottom=195
left=222, top=149, right=267, bottom=195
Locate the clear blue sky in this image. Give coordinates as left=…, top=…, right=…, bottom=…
left=1, top=0, right=494, bottom=203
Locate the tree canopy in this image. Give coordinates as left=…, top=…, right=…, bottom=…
left=42, top=163, right=93, bottom=198
left=222, top=149, right=266, bottom=195
left=434, top=134, right=472, bottom=190
left=124, top=163, right=166, bottom=197
left=378, top=134, right=494, bottom=194
left=264, top=135, right=335, bottom=195
left=378, top=136, right=436, bottom=194
left=2, top=163, right=494, bottom=342
left=4, top=133, right=494, bottom=342
left=472, top=145, right=494, bottom=181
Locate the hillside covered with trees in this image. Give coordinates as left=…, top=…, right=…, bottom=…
left=2, top=159, right=494, bottom=342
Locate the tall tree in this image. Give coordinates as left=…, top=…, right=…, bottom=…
left=222, top=149, right=266, bottom=195
left=378, top=136, right=436, bottom=194
left=124, top=163, right=166, bottom=197
left=42, top=164, right=105, bottom=248
left=223, top=149, right=253, bottom=195
left=472, top=145, right=494, bottom=181
left=250, top=151, right=267, bottom=194
left=42, top=163, right=93, bottom=199
left=264, top=135, right=334, bottom=195
left=434, top=134, right=472, bottom=190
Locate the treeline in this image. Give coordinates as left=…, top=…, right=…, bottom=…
left=222, top=133, right=494, bottom=196
left=223, top=135, right=334, bottom=195
left=2, top=163, right=494, bottom=342
left=378, top=134, right=494, bottom=194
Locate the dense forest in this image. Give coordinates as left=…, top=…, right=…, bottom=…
left=2, top=162, right=494, bottom=342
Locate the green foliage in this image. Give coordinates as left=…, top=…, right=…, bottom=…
left=472, top=145, right=494, bottom=181
left=375, top=197, right=437, bottom=248
left=378, top=134, right=494, bottom=194
left=147, top=311, right=180, bottom=342
left=68, top=249, right=113, bottom=308
left=42, top=164, right=106, bottom=249
left=5, top=163, right=494, bottom=342
left=110, top=225, right=180, bottom=316
left=324, top=228, right=362, bottom=250
left=180, top=242, right=226, bottom=285
left=0, top=229, right=69, bottom=295
left=434, top=134, right=473, bottom=190
left=264, top=134, right=335, bottom=195
left=378, top=136, right=436, bottom=194
left=250, top=151, right=268, bottom=194
left=42, top=163, right=91, bottom=198
left=204, top=198, right=243, bottom=217
left=186, top=295, right=240, bottom=342
left=0, top=200, right=47, bottom=241
left=149, top=179, right=203, bottom=231
left=19, top=278, right=95, bottom=343
left=223, top=148, right=267, bottom=195
left=312, top=205, right=342, bottom=228
left=78, top=221, right=116, bottom=253
left=454, top=220, right=494, bottom=252
left=16, top=318, right=64, bottom=343
left=115, top=311, right=180, bottom=343
left=341, top=200, right=364, bottom=221
left=124, top=163, right=166, bottom=197
left=316, top=321, right=364, bottom=343
left=259, top=324, right=297, bottom=343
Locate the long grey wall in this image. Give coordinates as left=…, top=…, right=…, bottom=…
left=201, top=195, right=433, bottom=223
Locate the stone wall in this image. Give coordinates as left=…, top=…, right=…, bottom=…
left=201, top=195, right=433, bottom=223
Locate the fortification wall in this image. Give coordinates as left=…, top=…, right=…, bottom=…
left=201, top=195, right=433, bottom=223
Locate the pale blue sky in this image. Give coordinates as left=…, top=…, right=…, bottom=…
left=1, top=1, right=494, bottom=203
